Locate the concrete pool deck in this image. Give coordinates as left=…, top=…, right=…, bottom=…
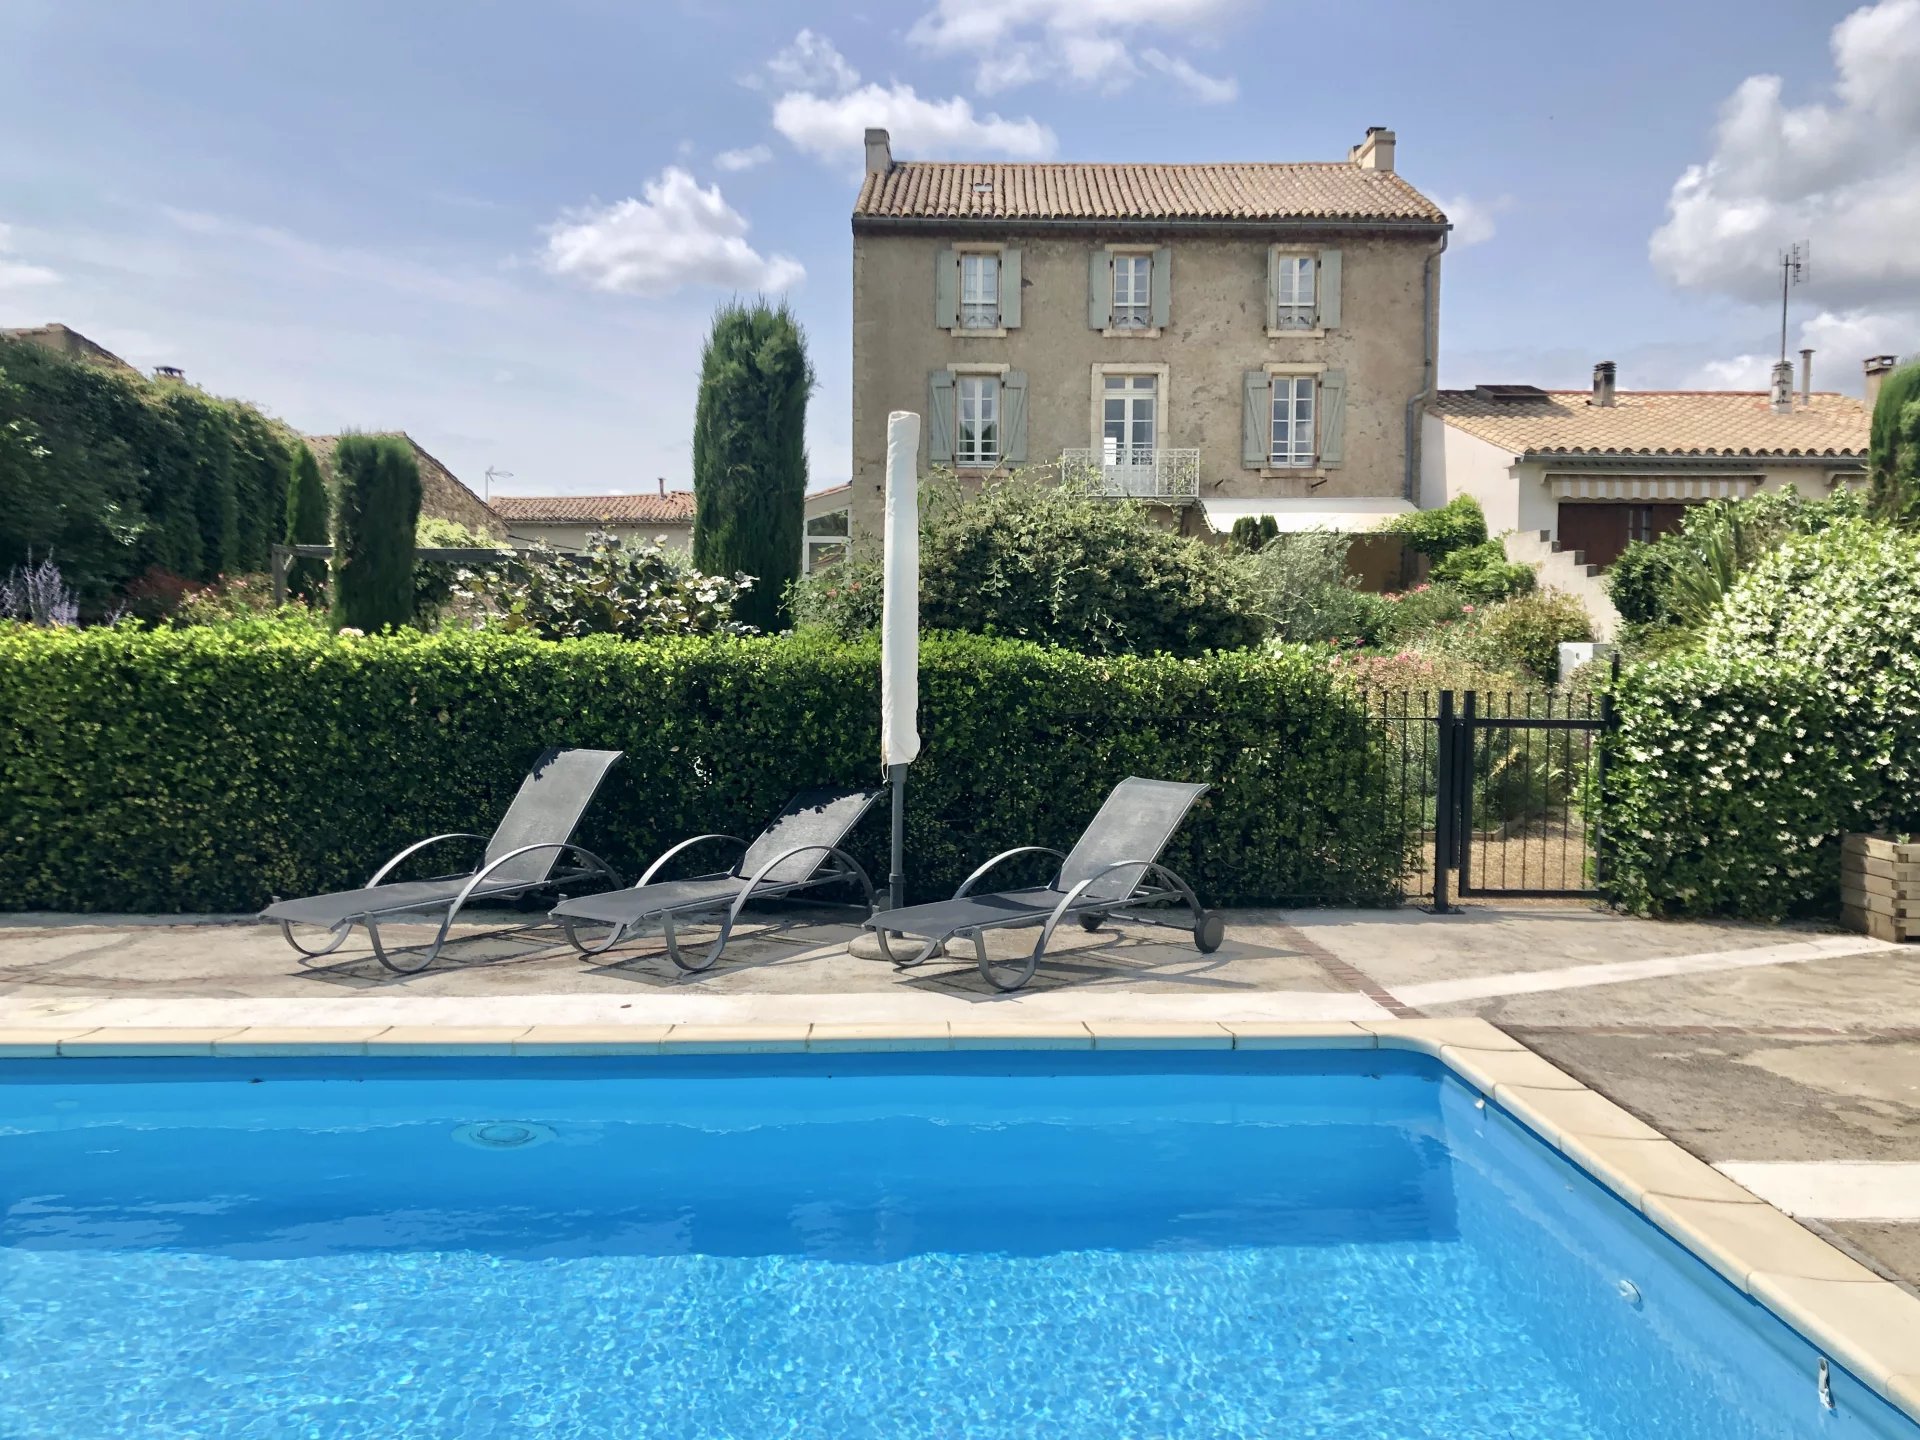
left=1, top=902, right=1917, bottom=1305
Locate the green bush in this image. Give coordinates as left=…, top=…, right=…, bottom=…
left=1369, top=582, right=1476, bottom=647
left=0, top=625, right=1410, bottom=912
left=283, top=442, right=329, bottom=604
left=455, top=532, right=754, bottom=640
left=1382, top=495, right=1487, bottom=561
left=1443, top=589, right=1593, bottom=684
left=330, top=434, right=420, bottom=631
left=788, top=473, right=1266, bottom=657
left=0, top=339, right=293, bottom=607
left=692, top=301, right=813, bottom=631
left=1243, top=530, right=1375, bottom=645
left=1429, top=538, right=1535, bottom=601
left=1606, top=541, right=1679, bottom=625
left=1867, top=358, right=1920, bottom=525
left=1599, top=520, right=1920, bottom=917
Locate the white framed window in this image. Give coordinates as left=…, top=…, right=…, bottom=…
left=1112, top=254, right=1152, bottom=330
left=1270, top=374, right=1316, bottom=467
left=960, top=253, right=999, bottom=329
left=956, top=374, right=1000, bottom=466
left=803, top=508, right=849, bottom=573
left=1101, top=373, right=1158, bottom=464
left=1273, top=254, right=1315, bottom=330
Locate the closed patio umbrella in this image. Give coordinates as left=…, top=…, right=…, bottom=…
left=881, top=411, right=921, bottom=911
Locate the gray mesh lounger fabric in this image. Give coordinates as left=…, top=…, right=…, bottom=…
left=551, top=786, right=884, bottom=972
left=261, top=746, right=623, bottom=974
left=860, top=776, right=1221, bottom=991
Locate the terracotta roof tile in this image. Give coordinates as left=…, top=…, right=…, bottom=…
left=1430, top=390, right=1868, bottom=459
left=491, top=492, right=695, bottom=524
left=854, top=162, right=1445, bottom=224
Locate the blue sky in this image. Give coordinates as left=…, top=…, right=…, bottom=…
left=2, top=0, right=1915, bottom=498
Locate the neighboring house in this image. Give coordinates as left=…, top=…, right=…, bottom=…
left=490, top=489, right=696, bottom=551
left=307, top=432, right=507, bottom=539
left=1422, top=359, right=1875, bottom=637
left=802, top=483, right=851, bottom=572
left=0, top=322, right=142, bottom=376
left=849, top=127, right=1449, bottom=550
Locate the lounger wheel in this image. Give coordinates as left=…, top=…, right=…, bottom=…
left=1193, top=910, right=1225, bottom=954
left=1077, top=912, right=1108, bottom=932
left=279, top=920, right=349, bottom=960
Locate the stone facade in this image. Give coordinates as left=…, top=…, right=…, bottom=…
left=849, top=135, right=1447, bottom=546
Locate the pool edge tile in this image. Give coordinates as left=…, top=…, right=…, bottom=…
left=1366, top=1018, right=1524, bottom=1055
left=0, top=1027, right=103, bottom=1056
left=808, top=1024, right=952, bottom=1052
left=210, top=1027, right=389, bottom=1057
left=513, top=1025, right=672, bottom=1055
left=1226, top=1022, right=1376, bottom=1050
left=1437, top=1043, right=1588, bottom=1095
left=1642, top=1195, right=1881, bottom=1293
left=364, top=1026, right=532, bottom=1056
left=1491, top=1082, right=1664, bottom=1149
left=947, top=1023, right=1094, bottom=1050
left=1560, top=1134, right=1765, bottom=1212
left=1748, top=1271, right=1920, bottom=1403
left=57, top=1027, right=248, bottom=1057
left=1086, top=1022, right=1232, bottom=1050
left=660, top=1025, right=811, bottom=1054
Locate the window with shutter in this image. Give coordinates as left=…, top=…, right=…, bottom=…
left=1088, top=251, right=1111, bottom=329
left=1318, top=370, right=1347, bottom=467
left=1112, top=254, right=1152, bottom=330
left=1316, top=249, right=1342, bottom=330
left=955, top=375, right=1000, bottom=467
left=959, top=253, right=999, bottom=329
left=1001, top=370, right=1028, bottom=463
left=1269, top=375, right=1316, bottom=468
left=927, top=371, right=955, bottom=463
left=934, top=249, right=958, bottom=330
left=999, top=248, right=1022, bottom=329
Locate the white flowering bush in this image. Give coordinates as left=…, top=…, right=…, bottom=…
left=455, top=531, right=755, bottom=640
left=1600, top=520, right=1920, bottom=917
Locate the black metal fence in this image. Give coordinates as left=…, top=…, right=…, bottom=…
left=1362, top=687, right=1615, bottom=908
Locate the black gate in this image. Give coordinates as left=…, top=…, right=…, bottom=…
left=1430, top=687, right=1615, bottom=908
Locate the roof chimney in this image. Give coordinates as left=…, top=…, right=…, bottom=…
left=1865, top=354, right=1899, bottom=407
left=1769, top=360, right=1794, bottom=414
left=153, top=365, right=185, bottom=382
left=657, top=476, right=666, bottom=497
left=1799, top=348, right=1813, bottom=407
left=1592, top=361, right=1616, bottom=408
left=1350, top=127, right=1395, bottom=174
left=864, top=128, right=892, bottom=177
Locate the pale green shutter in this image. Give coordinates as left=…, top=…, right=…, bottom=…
left=928, top=371, right=955, bottom=463
left=935, top=249, right=958, bottom=328
left=1318, top=369, right=1347, bottom=466
left=1150, top=246, right=1171, bottom=328
left=1265, top=246, right=1280, bottom=330
left=1001, top=370, right=1029, bottom=463
left=1316, top=249, right=1342, bottom=330
left=1088, top=250, right=1110, bottom=328
left=1242, top=370, right=1269, bottom=468
left=999, top=248, right=1021, bottom=328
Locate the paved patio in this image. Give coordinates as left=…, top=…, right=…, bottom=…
left=2, top=902, right=1916, bottom=1290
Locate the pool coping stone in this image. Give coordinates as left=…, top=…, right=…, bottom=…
left=0, top=1015, right=1914, bottom=1424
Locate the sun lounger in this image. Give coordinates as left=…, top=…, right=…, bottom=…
left=551, top=786, right=884, bottom=972
left=261, top=747, right=623, bottom=973
left=861, top=776, right=1223, bottom=991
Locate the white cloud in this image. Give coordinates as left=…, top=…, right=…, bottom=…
left=540, top=169, right=803, bottom=297
left=1139, top=49, right=1237, bottom=104
left=759, top=29, right=860, bottom=94
left=773, top=83, right=1056, bottom=164
left=908, top=0, right=1242, bottom=96
left=1687, top=307, right=1918, bottom=392
left=1650, top=0, right=1920, bottom=312
left=1433, top=193, right=1511, bottom=247
left=0, top=221, right=58, bottom=287
left=714, top=144, right=773, bottom=172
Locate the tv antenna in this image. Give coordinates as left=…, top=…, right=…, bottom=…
left=483, top=466, right=513, bottom=502
left=1777, top=241, right=1809, bottom=362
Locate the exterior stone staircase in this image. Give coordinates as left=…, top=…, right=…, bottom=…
left=1504, top=529, right=1621, bottom=640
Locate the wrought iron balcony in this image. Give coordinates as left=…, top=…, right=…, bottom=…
left=1058, top=447, right=1201, bottom=502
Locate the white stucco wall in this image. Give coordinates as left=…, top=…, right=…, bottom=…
left=502, top=521, right=694, bottom=552
left=1418, top=414, right=1522, bottom=532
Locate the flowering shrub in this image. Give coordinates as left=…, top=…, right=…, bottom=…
left=1600, top=520, right=1920, bottom=917
left=1441, top=588, right=1594, bottom=683
left=0, top=553, right=79, bottom=627
left=456, top=531, right=756, bottom=640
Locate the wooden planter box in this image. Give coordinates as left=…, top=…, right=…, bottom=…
left=1841, top=834, right=1920, bottom=942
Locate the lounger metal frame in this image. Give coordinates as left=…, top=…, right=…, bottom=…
left=559, top=834, right=876, bottom=972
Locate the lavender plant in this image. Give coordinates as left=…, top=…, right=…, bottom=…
left=0, top=553, right=79, bottom=627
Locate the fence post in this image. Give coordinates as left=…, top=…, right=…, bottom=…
left=1592, top=654, right=1622, bottom=889
left=1428, top=689, right=1459, bottom=914
left=270, top=544, right=290, bottom=607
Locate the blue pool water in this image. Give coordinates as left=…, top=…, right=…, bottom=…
left=0, top=1051, right=1909, bottom=1439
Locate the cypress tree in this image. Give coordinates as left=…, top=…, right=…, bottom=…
left=692, top=300, right=814, bottom=632
left=1867, top=359, right=1920, bottom=526
left=330, top=434, right=420, bottom=630
left=283, top=441, right=329, bottom=603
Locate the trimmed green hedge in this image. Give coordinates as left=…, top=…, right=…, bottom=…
left=0, top=623, right=1408, bottom=913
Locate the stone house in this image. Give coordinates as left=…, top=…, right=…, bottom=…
left=1421, top=358, right=1874, bottom=636
left=489, top=483, right=852, bottom=570
left=848, top=126, right=1449, bottom=559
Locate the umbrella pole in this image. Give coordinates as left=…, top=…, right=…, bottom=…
left=888, top=762, right=907, bottom=911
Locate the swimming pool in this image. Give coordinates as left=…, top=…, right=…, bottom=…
left=0, top=1046, right=1911, bottom=1439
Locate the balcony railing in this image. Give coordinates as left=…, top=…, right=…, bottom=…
left=1058, top=447, right=1201, bottom=502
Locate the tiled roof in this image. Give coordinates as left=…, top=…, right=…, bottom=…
left=1430, top=390, right=1868, bottom=459
left=490, top=492, right=696, bottom=524
left=854, top=162, right=1445, bottom=224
